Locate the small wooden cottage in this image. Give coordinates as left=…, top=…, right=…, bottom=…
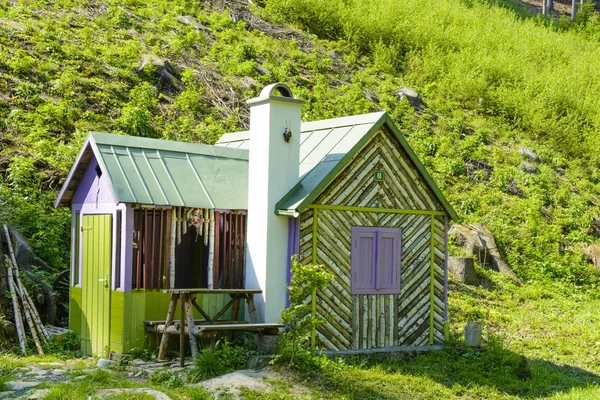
left=56, top=83, right=457, bottom=355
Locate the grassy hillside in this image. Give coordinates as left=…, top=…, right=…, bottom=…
left=2, top=0, right=600, bottom=288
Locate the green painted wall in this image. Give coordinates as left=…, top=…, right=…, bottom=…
left=69, top=286, right=82, bottom=336
left=80, top=214, right=112, bottom=356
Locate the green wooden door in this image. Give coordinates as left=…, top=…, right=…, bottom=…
left=80, top=214, right=112, bottom=356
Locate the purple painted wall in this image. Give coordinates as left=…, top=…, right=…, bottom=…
left=71, top=157, right=133, bottom=292
left=285, top=217, right=300, bottom=307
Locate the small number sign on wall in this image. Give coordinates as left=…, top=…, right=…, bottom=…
left=374, top=170, right=385, bottom=182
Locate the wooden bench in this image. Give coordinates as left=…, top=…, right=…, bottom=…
left=149, top=288, right=282, bottom=365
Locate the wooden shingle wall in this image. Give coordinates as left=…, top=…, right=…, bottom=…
left=299, top=128, right=447, bottom=351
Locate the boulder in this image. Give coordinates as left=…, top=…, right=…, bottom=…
left=519, top=147, right=541, bottom=163
left=449, top=224, right=522, bottom=285
left=506, top=180, right=524, bottom=198
left=448, top=257, right=478, bottom=285
left=521, top=161, right=537, bottom=174
left=363, top=88, right=379, bottom=104
left=96, top=358, right=114, bottom=368
left=137, top=55, right=183, bottom=94
left=395, top=87, right=423, bottom=110
left=586, top=219, right=600, bottom=238
left=585, top=245, right=600, bottom=271
left=176, top=15, right=208, bottom=33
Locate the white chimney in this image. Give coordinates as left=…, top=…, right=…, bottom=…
left=245, top=83, right=304, bottom=323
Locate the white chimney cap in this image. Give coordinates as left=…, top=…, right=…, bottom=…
left=247, top=82, right=305, bottom=105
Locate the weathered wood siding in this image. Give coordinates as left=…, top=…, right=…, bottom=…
left=299, top=128, right=447, bottom=350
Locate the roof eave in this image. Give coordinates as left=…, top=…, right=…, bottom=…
left=275, top=112, right=459, bottom=222
left=54, top=137, right=94, bottom=208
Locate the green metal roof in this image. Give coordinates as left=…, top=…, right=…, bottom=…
left=55, top=132, right=249, bottom=209
left=217, top=111, right=458, bottom=221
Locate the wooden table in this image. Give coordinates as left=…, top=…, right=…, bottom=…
left=155, top=288, right=279, bottom=366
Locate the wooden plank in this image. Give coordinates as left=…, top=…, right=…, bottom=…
left=214, top=212, right=220, bottom=289
left=179, top=293, right=185, bottom=367
left=165, top=209, right=171, bottom=290
left=185, top=296, right=198, bottom=361
left=429, top=215, right=435, bottom=345
left=158, top=209, right=164, bottom=289
left=165, top=288, right=262, bottom=295
left=158, top=294, right=178, bottom=360
left=143, top=209, right=148, bottom=289
left=191, top=298, right=213, bottom=322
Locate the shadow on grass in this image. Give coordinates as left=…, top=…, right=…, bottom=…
left=298, top=345, right=600, bottom=399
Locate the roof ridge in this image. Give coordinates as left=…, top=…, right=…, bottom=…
left=90, top=132, right=249, bottom=160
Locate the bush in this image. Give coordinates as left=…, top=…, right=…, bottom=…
left=187, top=341, right=248, bottom=383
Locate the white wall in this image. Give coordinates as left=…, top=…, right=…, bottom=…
left=245, top=83, right=305, bottom=323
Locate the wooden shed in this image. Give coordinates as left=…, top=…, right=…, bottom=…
left=57, top=82, right=457, bottom=355
left=217, top=84, right=458, bottom=351
left=55, top=134, right=250, bottom=355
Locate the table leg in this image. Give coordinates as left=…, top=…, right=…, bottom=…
left=246, top=294, right=260, bottom=324
left=179, top=294, right=185, bottom=367
left=186, top=295, right=199, bottom=362
left=158, top=294, right=178, bottom=360
left=228, top=297, right=241, bottom=342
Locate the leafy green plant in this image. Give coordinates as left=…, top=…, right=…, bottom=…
left=41, top=331, right=81, bottom=359
left=149, top=368, right=183, bottom=388
left=275, top=255, right=332, bottom=367
left=187, top=340, right=248, bottom=383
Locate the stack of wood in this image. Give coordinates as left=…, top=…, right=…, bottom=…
left=3, top=224, right=49, bottom=355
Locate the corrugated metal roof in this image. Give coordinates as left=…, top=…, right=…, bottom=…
left=216, top=112, right=385, bottom=210
left=217, top=111, right=458, bottom=220
left=56, top=132, right=248, bottom=209
left=217, top=112, right=385, bottom=209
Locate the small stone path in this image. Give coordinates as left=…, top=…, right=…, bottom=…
left=0, top=358, right=188, bottom=399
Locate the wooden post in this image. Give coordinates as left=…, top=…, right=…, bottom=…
left=5, top=257, right=26, bottom=354
left=170, top=208, right=176, bottom=289
left=429, top=215, right=436, bottom=345
left=3, top=225, right=49, bottom=341
left=179, top=293, right=185, bottom=367
left=185, top=295, right=198, bottom=361
left=158, top=294, right=179, bottom=360
left=10, top=261, right=44, bottom=355
left=207, top=209, right=215, bottom=289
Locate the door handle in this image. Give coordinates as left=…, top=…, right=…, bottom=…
left=98, top=279, right=106, bottom=282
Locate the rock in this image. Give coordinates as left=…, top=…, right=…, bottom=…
left=238, top=76, right=257, bottom=91
left=506, top=180, right=524, bottom=198
left=585, top=245, right=600, bottom=271
left=6, top=381, right=40, bottom=390
left=395, top=87, right=423, bottom=109
left=464, top=159, right=492, bottom=181
left=96, top=388, right=172, bottom=400
left=328, top=49, right=343, bottom=62
left=519, top=147, right=541, bottom=163
left=449, top=224, right=522, bottom=285
left=0, top=319, right=17, bottom=341
left=137, top=55, right=183, bottom=94
left=363, top=88, right=379, bottom=104
left=555, top=167, right=565, bottom=176
left=448, top=257, right=478, bottom=285
left=0, top=391, right=15, bottom=398
left=255, top=334, right=280, bottom=355
left=26, top=389, right=50, bottom=399
left=176, top=15, right=208, bottom=33
left=247, top=355, right=271, bottom=370
left=521, top=161, right=537, bottom=174
left=96, top=358, right=114, bottom=368
left=72, top=375, right=87, bottom=381
left=254, top=65, right=271, bottom=76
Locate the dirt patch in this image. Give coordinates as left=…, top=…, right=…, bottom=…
left=196, top=368, right=308, bottom=399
